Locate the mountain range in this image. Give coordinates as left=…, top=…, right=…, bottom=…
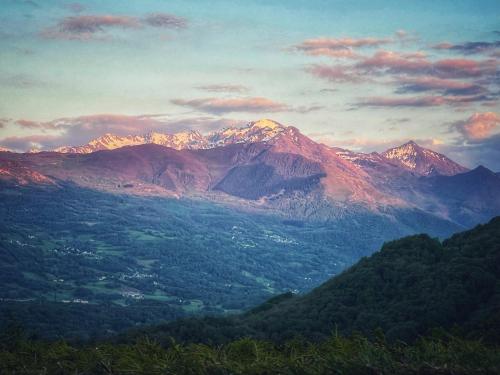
left=1, top=119, right=499, bottom=228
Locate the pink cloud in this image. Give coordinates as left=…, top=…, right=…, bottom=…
left=356, top=50, right=431, bottom=73
left=15, top=119, right=42, bottom=129
left=433, top=42, right=454, bottom=50
left=433, top=58, right=497, bottom=78
left=454, top=112, right=500, bottom=140
left=171, top=97, right=290, bottom=114
left=307, top=64, right=364, bottom=83
left=294, top=37, right=390, bottom=58
left=357, top=51, right=498, bottom=79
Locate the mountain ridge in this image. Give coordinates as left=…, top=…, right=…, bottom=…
left=6, top=119, right=468, bottom=180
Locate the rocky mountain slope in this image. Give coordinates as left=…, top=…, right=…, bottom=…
left=381, top=140, right=469, bottom=176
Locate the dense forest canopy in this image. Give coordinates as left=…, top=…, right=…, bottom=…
left=127, top=217, right=500, bottom=345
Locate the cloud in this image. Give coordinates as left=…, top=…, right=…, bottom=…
left=60, top=15, right=139, bottom=33
left=443, top=112, right=500, bottom=170
left=433, top=58, right=498, bottom=79
left=353, top=50, right=498, bottom=80
left=15, top=119, right=48, bottom=129
left=433, top=40, right=500, bottom=54
left=41, top=12, right=187, bottom=40
left=453, top=112, right=500, bottom=140
left=143, top=13, right=187, bottom=28
left=302, top=48, right=498, bottom=108
left=307, top=64, right=364, bottom=83
left=356, top=94, right=492, bottom=108
left=394, top=77, right=487, bottom=96
left=0, top=135, right=61, bottom=151
left=41, top=15, right=140, bottom=40
left=307, top=49, right=497, bottom=85
left=294, top=37, right=390, bottom=58
left=196, top=84, right=249, bottom=93
left=171, top=97, right=291, bottom=114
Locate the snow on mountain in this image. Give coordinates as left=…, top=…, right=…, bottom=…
left=54, top=133, right=144, bottom=154
left=207, top=119, right=286, bottom=146
left=0, top=147, right=13, bottom=153
left=381, top=141, right=468, bottom=176
left=144, top=130, right=208, bottom=150
left=54, top=131, right=208, bottom=154
left=53, top=119, right=286, bottom=154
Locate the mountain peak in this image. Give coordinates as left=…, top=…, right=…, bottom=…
left=208, top=119, right=287, bottom=147
left=249, top=119, right=284, bottom=130
left=382, top=141, right=468, bottom=176
left=403, top=140, right=419, bottom=147
left=471, top=165, right=495, bottom=177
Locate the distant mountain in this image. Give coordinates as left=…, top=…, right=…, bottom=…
left=381, top=140, right=468, bottom=176
left=0, top=119, right=497, bottom=227
left=52, top=119, right=288, bottom=154
left=0, top=147, right=12, bottom=153
left=138, top=216, right=500, bottom=344
left=54, top=130, right=208, bottom=153
left=419, top=166, right=500, bottom=226
left=48, top=120, right=468, bottom=181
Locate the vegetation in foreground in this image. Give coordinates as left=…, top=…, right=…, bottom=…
left=1, top=329, right=499, bottom=375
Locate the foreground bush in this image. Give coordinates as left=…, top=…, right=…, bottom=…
left=1, top=332, right=499, bottom=374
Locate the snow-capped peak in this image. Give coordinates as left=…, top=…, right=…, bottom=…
left=249, top=119, right=283, bottom=130
left=207, top=119, right=287, bottom=146
left=382, top=141, right=468, bottom=176
left=51, top=119, right=292, bottom=154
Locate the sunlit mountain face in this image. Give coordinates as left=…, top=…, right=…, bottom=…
left=0, top=1, right=500, bottom=367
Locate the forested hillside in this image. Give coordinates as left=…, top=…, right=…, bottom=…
left=131, top=217, right=500, bottom=345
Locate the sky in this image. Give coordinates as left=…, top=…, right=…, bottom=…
left=0, top=0, right=499, bottom=169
